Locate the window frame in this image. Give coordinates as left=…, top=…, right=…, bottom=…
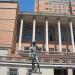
left=8, top=68, right=18, bottom=75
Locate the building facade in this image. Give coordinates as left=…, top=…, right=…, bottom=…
left=34, top=0, right=75, bottom=15
left=71, top=2, right=75, bottom=14
left=0, top=0, right=18, bottom=56
left=0, top=0, right=75, bottom=75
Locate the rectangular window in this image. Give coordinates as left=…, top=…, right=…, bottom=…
left=9, top=68, right=17, bottom=75
left=49, top=48, right=54, bottom=52
left=49, top=35, right=52, bottom=41
left=73, top=27, right=75, bottom=43
left=45, top=3, right=48, bottom=5
left=24, top=47, right=29, bottom=50
left=61, top=27, right=67, bottom=42
left=48, top=26, right=55, bottom=41
left=67, top=49, right=70, bottom=52
left=0, top=47, right=8, bottom=56
left=22, top=23, right=32, bottom=41
left=36, top=25, right=44, bottom=41
left=62, top=48, right=67, bottom=52
left=45, top=8, right=48, bottom=10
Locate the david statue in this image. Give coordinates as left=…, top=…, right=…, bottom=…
left=29, top=41, right=41, bottom=73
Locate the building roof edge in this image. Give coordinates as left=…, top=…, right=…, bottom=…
left=19, top=12, right=75, bottom=18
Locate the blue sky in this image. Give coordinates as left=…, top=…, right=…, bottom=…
left=19, top=0, right=34, bottom=13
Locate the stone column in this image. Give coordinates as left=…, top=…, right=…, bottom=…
left=68, top=68, right=73, bottom=75
left=32, top=17, right=36, bottom=42
left=18, top=19, right=23, bottom=51
left=70, top=20, right=75, bottom=52
left=45, top=18, right=49, bottom=51
left=58, top=19, right=62, bottom=52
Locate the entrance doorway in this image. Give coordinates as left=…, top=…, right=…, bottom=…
left=54, top=68, right=68, bottom=75
left=73, top=68, right=75, bottom=75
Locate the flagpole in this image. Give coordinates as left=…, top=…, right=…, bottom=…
left=38, top=0, right=39, bottom=12
left=69, top=0, right=72, bottom=14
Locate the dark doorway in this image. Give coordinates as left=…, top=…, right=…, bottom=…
left=49, top=35, right=53, bottom=41
left=54, top=68, right=68, bottom=75
left=73, top=69, right=75, bottom=75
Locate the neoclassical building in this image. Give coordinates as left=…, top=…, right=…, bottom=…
left=0, top=0, right=75, bottom=75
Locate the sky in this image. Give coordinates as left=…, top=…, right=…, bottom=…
left=19, top=0, right=34, bottom=13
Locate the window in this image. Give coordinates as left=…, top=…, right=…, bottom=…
left=22, top=23, right=32, bottom=41
left=62, top=48, right=66, bottom=52
left=73, top=27, right=75, bottom=42
left=0, top=47, right=8, bottom=56
left=49, top=48, right=54, bottom=52
left=67, top=49, right=70, bottom=52
left=45, top=8, right=48, bottom=10
left=36, top=25, right=44, bottom=41
left=45, top=3, right=48, bottom=5
left=24, top=47, right=29, bottom=50
left=37, top=47, right=42, bottom=52
left=48, top=26, right=55, bottom=41
left=43, top=48, right=46, bottom=51
left=49, top=35, right=53, bottom=41
left=9, top=68, right=17, bottom=75
left=54, top=9, right=57, bottom=12
left=61, top=27, right=67, bottom=42
left=49, top=2, right=52, bottom=5
left=73, top=10, right=75, bottom=11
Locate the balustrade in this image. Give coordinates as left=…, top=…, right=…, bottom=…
left=0, top=52, right=75, bottom=65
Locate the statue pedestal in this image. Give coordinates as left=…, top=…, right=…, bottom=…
left=27, top=69, right=42, bottom=75
left=31, top=72, right=42, bottom=75
left=28, top=72, right=42, bottom=75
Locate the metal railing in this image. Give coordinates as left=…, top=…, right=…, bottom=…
left=0, top=52, right=75, bottom=64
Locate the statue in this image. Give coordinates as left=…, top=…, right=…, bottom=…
left=29, top=41, right=41, bottom=73
left=18, top=41, right=42, bottom=75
